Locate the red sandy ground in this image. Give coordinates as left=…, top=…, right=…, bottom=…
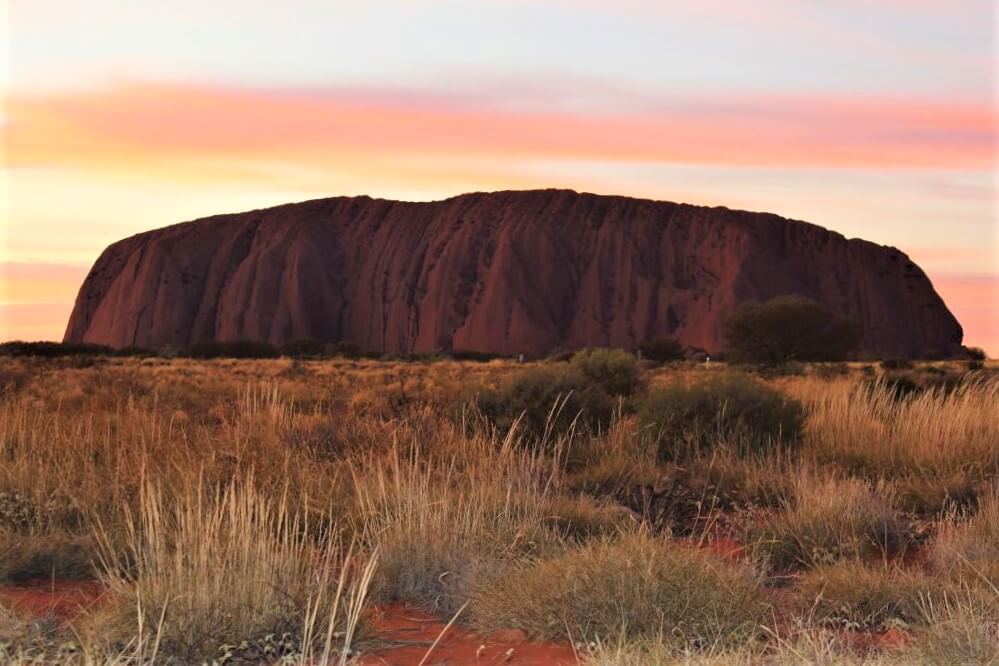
left=0, top=538, right=915, bottom=664
left=0, top=578, right=105, bottom=625
left=358, top=603, right=579, bottom=665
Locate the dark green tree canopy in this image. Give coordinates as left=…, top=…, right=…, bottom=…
left=722, top=296, right=860, bottom=366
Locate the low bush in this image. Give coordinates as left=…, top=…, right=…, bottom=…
left=571, top=348, right=642, bottom=397
left=0, top=341, right=114, bottom=357
left=469, top=532, right=767, bottom=646
left=638, top=337, right=685, bottom=364
left=280, top=338, right=326, bottom=357
left=637, top=373, right=804, bottom=459
left=185, top=340, right=280, bottom=359
left=471, top=365, right=615, bottom=442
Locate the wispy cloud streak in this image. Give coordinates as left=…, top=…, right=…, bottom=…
left=6, top=82, right=994, bottom=175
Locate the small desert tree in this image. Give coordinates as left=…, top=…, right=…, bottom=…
left=722, top=296, right=860, bottom=366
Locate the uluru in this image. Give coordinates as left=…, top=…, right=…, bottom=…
left=63, top=189, right=963, bottom=359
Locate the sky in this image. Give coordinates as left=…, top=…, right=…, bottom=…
left=2, top=0, right=997, bottom=354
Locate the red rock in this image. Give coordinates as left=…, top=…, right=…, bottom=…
left=64, top=189, right=962, bottom=358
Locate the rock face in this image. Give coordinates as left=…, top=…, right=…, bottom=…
left=64, top=189, right=962, bottom=358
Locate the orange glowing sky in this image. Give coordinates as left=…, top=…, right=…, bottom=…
left=2, top=1, right=997, bottom=353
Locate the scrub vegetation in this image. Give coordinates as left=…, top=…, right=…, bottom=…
left=0, top=351, right=996, bottom=663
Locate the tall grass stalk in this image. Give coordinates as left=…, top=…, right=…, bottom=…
left=90, top=477, right=373, bottom=662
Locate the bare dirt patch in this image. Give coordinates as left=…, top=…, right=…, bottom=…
left=358, top=602, right=579, bottom=665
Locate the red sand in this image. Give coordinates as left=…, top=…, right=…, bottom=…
left=838, top=626, right=912, bottom=652
left=358, top=603, right=579, bottom=665
left=0, top=571, right=911, bottom=662
left=698, top=536, right=746, bottom=562
left=0, top=579, right=105, bottom=624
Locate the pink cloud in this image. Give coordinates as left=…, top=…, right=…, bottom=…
left=5, top=81, right=994, bottom=173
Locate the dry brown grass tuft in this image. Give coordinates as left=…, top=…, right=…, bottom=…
left=352, top=431, right=562, bottom=616
left=928, top=488, right=999, bottom=588
left=750, top=475, right=910, bottom=570
left=908, top=586, right=999, bottom=665
left=795, top=561, right=931, bottom=630
left=469, top=532, right=768, bottom=647
left=85, top=478, right=375, bottom=663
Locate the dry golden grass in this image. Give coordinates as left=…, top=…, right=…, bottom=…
left=795, top=561, right=930, bottom=630
left=0, top=355, right=996, bottom=663
left=469, top=531, right=768, bottom=646
left=86, top=478, right=374, bottom=662
left=352, top=433, right=562, bottom=616
left=750, top=475, right=911, bottom=569
left=791, top=374, right=999, bottom=477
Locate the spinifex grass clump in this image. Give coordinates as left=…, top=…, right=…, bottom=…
left=88, top=479, right=374, bottom=663
left=796, top=561, right=930, bottom=630
left=353, top=434, right=561, bottom=617
left=929, top=488, right=999, bottom=586
left=469, top=532, right=768, bottom=648
left=750, top=475, right=910, bottom=570
left=908, top=586, right=999, bottom=665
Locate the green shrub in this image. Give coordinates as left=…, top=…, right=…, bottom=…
left=722, top=296, right=860, bottom=366
left=469, top=533, right=767, bottom=646
left=637, top=373, right=804, bottom=459
left=638, top=337, right=685, bottom=364
left=472, top=365, right=615, bottom=442
left=571, top=348, right=641, bottom=397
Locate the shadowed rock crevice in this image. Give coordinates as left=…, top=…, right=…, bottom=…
left=64, top=189, right=963, bottom=358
